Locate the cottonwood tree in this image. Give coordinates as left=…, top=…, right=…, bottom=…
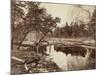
left=11, top=0, right=25, bottom=32
left=14, top=2, right=60, bottom=53
left=11, top=0, right=25, bottom=49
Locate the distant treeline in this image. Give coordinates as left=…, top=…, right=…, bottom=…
left=53, top=9, right=96, bottom=39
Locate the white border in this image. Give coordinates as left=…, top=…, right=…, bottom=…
left=22, top=0, right=96, bottom=5
left=0, top=0, right=98, bottom=75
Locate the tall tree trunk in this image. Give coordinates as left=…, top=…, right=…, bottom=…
left=17, top=31, right=29, bottom=50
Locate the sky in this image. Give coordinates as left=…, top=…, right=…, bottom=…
left=40, top=3, right=95, bottom=27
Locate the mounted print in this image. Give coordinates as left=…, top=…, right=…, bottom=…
left=11, top=0, right=96, bottom=74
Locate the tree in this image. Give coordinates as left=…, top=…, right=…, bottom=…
left=11, top=0, right=25, bottom=50
left=15, top=1, right=60, bottom=53
left=11, top=0, right=25, bottom=32
left=88, top=9, right=96, bottom=39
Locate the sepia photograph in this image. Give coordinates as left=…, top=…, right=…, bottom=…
left=11, top=0, right=96, bottom=74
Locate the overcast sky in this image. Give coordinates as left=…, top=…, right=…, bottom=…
left=40, top=3, right=95, bottom=27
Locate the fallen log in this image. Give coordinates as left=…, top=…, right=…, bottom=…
left=79, top=45, right=95, bottom=49
left=12, top=56, right=24, bottom=63
left=13, top=42, right=34, bottom=47
left=11, top=56, right=32, bottom=73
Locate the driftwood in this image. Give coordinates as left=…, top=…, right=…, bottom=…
left=13, top=42, right=34, bottom=48
left=12, top=56, right=24, bottom=63
left=79, top=45, right=95, bottom=49
left=11, top=56, right=32, bottom=73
